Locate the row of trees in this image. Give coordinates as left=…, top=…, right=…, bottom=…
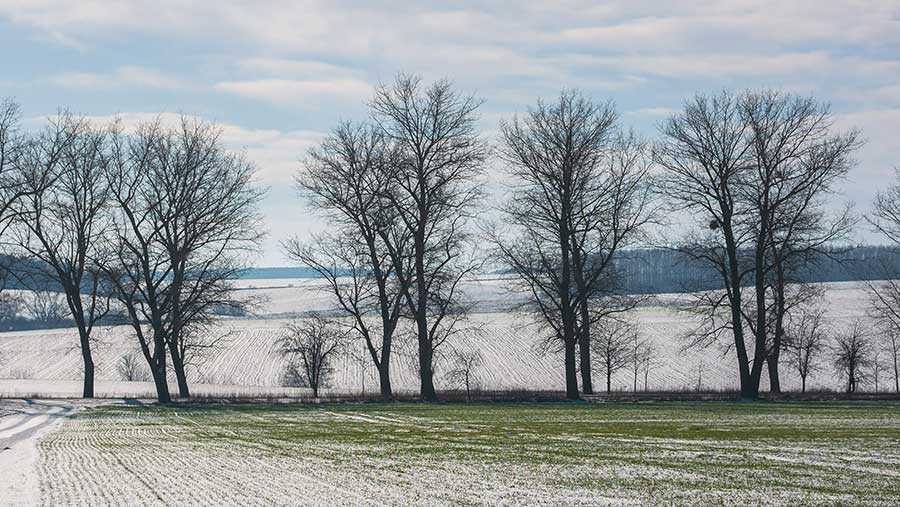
left=0, top=99, right=264, bottom=401
left=294, top=75, right=900, bottom=401
left=3, top=74, right=899, bottom=402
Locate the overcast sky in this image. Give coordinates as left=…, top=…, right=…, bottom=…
left=1, top=1, right=898, bottom=266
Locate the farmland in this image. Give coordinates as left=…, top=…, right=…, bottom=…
left=0, top=279, right=878, bottom=397
left=34, top=401, right=900, bottom=506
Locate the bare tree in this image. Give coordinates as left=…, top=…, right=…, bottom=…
left=657, top=90, right=858, bottom=398
left=741, top=91, right=859, bottom=393
left=832, top=320, right=872, bottom=393
left=496, top=91, right=652, bottom=399
left=867, top=166, right=900, bottom=394
left=116, top=351, right=151, bottom=382
left=0, top=99, right=36, bottom=235
left=881, top=326, right=900, bottom=393
left=445, top=347, right=482, bottom=401
left=102, top=117, right=264, bottom=402
left=783, top=307, right=827, bottom=393
left=291, top=120, right=411, bottom=401
left=370, top=74, right=487, bottom=401
left=22, top=291, right=68, bottom=324
left=11, top=116, right=112, bottom=398
left=629, top=332, right=653, bottom=393
left=655, top=91, right=757, bottom=397
left=278, top=315, right=346, bottom=398
left=592, top=318, right=634, bottom=393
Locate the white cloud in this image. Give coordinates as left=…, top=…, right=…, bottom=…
left=214, top=78, right=372, bottom=108
left=48, top=66, right=189, bottom=90
left=73, top=111, right=321, bottom=185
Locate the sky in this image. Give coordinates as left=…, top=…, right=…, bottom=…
left=0, top=0, right=898, bottom=266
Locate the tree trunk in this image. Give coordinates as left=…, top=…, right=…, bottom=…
left=564, top=339, right=579, bottom=400
left=606, top=367, right=612, bottom=393
left=578, top=325, right=593, bottom=395
left=169, top=345, right=191, bottom=398
left=722, top=220, right=756, bottom=399
left=78, top=329, right=95, bottom=399
left=151, top=358, right=171, bottom=404
left=378, top=362, right=393, bottom=401
left=801, top=375, right=807, bottom=393
left=767, top=356, right=781, bottom=394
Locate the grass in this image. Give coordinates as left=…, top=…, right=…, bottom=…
left=38, top=402, right=900, bottom=506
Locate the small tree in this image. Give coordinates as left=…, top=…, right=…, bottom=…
left=278, top=315, right=346, bottom=398
left=832, top=320, right=872, bottom=393
left=881, top=326, right=900, bottom=393
left=22, top=291, right=69, bottom=325
left=630, top=333, right=653, bottom=392
left=116, top=351, right=150, bottom=382
left=784, top=308, right=828, bottom=393
left=445, top=348, right=483, bottom=401
left=592, top=318, right=634, bottom=393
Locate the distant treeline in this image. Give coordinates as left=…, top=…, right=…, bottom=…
left=6, top=247, right=900, bottom=297
left=612, top=245, right=900, bottom=294
left=242, top=245, right=900, bottom=294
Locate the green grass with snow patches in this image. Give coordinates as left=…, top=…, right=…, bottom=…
left=39, top=402, right=900, bottom=506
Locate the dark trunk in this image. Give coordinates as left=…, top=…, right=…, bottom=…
left=578, top=326, right=593, bottom=395
left=169, top=344, right=190, bottom=398
left=77, top=325, right=94, bottom=399
left=377, top=362, right=393, bottom=401
left=570, top=243, right=593, bottom=395
left=801, top=375, right=807, bottom=393
left=564, top=338, right=579, bottom=399
left=722, top=219, right=756, bottom=399
left=766, top=357, right=781, bottom=394
left=606, top=366, right=612, bottom=393
left=151, top=353, right=171, bottom=404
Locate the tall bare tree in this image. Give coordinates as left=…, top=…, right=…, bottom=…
left=496, top=91, right=652, bottom=399
left=370, top=74, right=487, bottom=401
left=0, top=99, right=31, bottom=235
left=658, top=90, right=857, bottom=398
left=868, top=166, right=900, bottom=394
left=103, top=117, right=264, bottom=402
left=655, top=91, right=758, bottom=397
left=11, top=116, right=112, bottom=398
left=290, top=121, right=411, bottom=400
left=592, top=318, right=634, bottom=393
left=741, top=91, right=859, bottom=392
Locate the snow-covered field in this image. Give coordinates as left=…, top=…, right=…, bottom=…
left=34, top=402, right=900, bottom=506
left=0, top=279, right=877, bottom=397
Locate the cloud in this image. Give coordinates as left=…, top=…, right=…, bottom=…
left=48, top=66, right=189, bottom=90
left=72, top=111, right=321, bottom=185
left=214, top=78, right=372, bottom=108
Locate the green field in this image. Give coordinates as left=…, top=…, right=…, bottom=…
left=38, top=402, right=900, bottom=506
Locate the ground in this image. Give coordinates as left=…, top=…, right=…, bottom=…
left=28, top=401, right=900, bottom=506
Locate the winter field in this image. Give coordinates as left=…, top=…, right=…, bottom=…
left=0, top=278, right=880, bottom=397
left=24, top=401, right=900, bottom=506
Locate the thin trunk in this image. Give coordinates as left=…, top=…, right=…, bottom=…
left=169, top=344, right=190, bottom=398
left=571, top=244, right=593, bottom=395
left=578, top=325, right=593, bottom=395
left=606, top=366, right=612, bottom=393
left=564, top=338, right=579, bottom=399
left=801, top=374, right=807, bottom=393
left=767, top=251, right=786, bottom=394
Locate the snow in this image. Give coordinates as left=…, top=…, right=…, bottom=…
left=0, top=400, right=77, bottom=506
left=0, top=280, right=881, bottom=397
